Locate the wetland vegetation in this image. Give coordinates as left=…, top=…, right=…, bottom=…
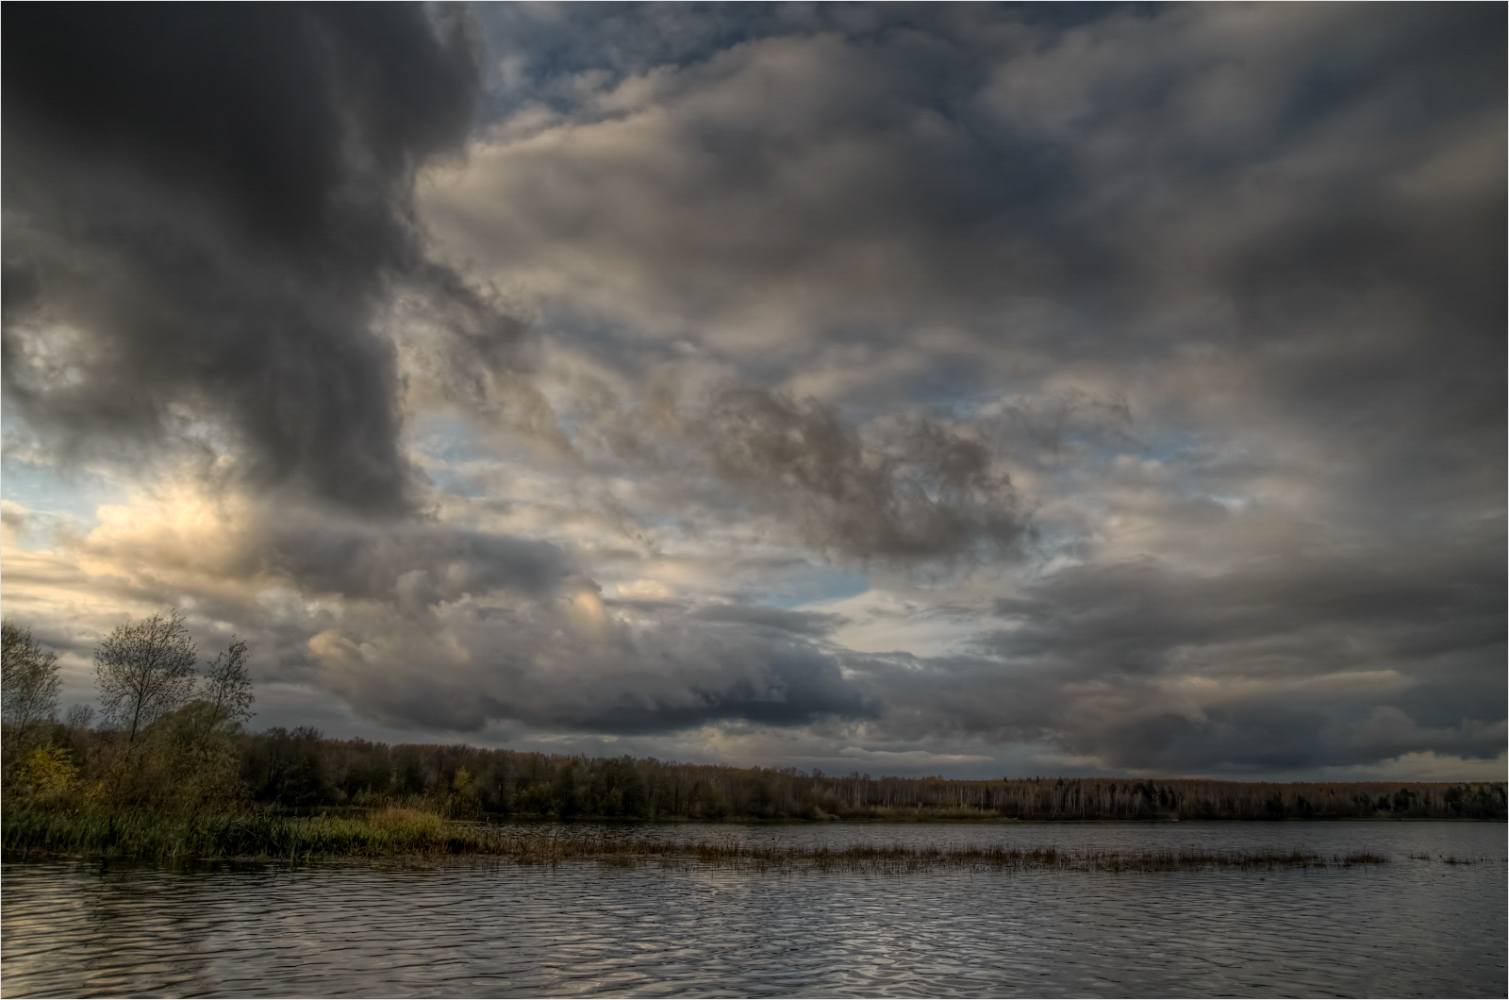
left=1, top=804, right=1403, bottom=870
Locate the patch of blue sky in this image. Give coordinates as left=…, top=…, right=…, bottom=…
left=1136, top=425, right=1250, bottom=469
left=538, top=295, right=711, bottom=377
left=762, top=565, right=870, bottom=610
left=406, top=412, right=521, bottom=500
left=423, top=465, right=493, bottom=503
left=818, top=339, right=999, bottom=420
left=473, top=3, right=802, bottom=116
left=471, top=0, right=1141, bottom=117
left=0, top=455, right=124, bottom=533
left=1045, top=426, right=1208, bottom=491
left=409, top=411, right=492, bottom=462
left=1050, top=426, right=1255, bottom=522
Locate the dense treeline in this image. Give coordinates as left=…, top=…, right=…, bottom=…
left=236, top=729, right=1506, bottom=822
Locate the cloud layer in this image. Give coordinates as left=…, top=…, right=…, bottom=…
left=3, top=4, right=1502, bottom=779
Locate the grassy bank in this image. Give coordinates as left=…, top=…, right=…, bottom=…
left=2, top=806, right=1406, bottom=871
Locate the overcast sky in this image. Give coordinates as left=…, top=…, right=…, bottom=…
left=2, top=3, right=1503, bottom=780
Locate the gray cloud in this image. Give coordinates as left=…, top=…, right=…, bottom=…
left=691, top=385, right=1026, bottom=565
left=66, top=499, right=572, bottom=610
left=423, top=23, right=1102, bottom=362
left=300, top=597, right=877, bottom=735
left=2, top=5, right=519, bottom=514
left=849, top=537, right=1506, bottom=772
left=430, top=4, right=1504, bottom=459
left=411, top=4, right=1503, bottom=773
left=691, top=603, right=848, bottom=637
left=266, top=521, right=570, bottom=610
left=515, top=371, right=1035, bottom=567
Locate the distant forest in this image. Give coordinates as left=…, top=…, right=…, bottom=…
left=20, top=721, right=1508, bottom=822
left=231, top=730, right=1508, bottom=822
left=4, top=616, right=1504, bottom=823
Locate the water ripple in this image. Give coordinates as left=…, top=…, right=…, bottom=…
left=3, top=822, right=1504, bottom=998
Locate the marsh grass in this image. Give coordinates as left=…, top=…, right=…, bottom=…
left=1405, top=850, right=1504, bottom=865
left=3, top=806, right=1419, bottom=872
left=2, top=807, right=463, bottom=859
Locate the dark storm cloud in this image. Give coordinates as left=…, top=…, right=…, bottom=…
left=848, top=535, right=1506, bottom=772
left=2, top=4, right=511, bottom=512
left=431, top=20, right=1103, bottom=349
left=266, top=520, right=571, bottom=609
left=311, top=600, right=876, bottom=734
left=994, top=4, right=1508, bottom=484
left=564, top=635, right=873, bottom=734
left=984, top=546, right=1505, bottom=688
left=437, top=3, right=1505, bottom=434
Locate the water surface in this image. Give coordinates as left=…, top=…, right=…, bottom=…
left=4, top=821, right=1504, bottom=998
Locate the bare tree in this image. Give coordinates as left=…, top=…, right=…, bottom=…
left=185, top=637, right=255, bottom=762
left=64, top=704, right=95, bottom=731
left=2, top=620, right=62, bottom=758
left=201, top=638, right=254, bottom=729
left=95, top=610, right=198, bottom=746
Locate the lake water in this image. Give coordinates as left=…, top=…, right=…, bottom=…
left=3, top=821, right=1504, bottom=998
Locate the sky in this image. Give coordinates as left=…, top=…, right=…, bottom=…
left=2, top=3, right=1504, bottom=781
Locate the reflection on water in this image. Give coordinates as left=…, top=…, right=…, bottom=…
left=3, top=822, right=1504, bottom=998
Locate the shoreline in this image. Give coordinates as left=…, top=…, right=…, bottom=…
left=0, top=840, right=1399, bottom=871
left=8, top=807, right=1502, bottom=869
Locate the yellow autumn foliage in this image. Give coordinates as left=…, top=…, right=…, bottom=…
left=12, top=746, right=78, bottom=800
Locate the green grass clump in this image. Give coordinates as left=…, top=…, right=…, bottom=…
left=2, top=806, right=474, bottom=860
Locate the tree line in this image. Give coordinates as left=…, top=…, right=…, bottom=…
left=238, top=732, right=1506, bottom=821
left=4, top=614, right=1504, bottom=822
